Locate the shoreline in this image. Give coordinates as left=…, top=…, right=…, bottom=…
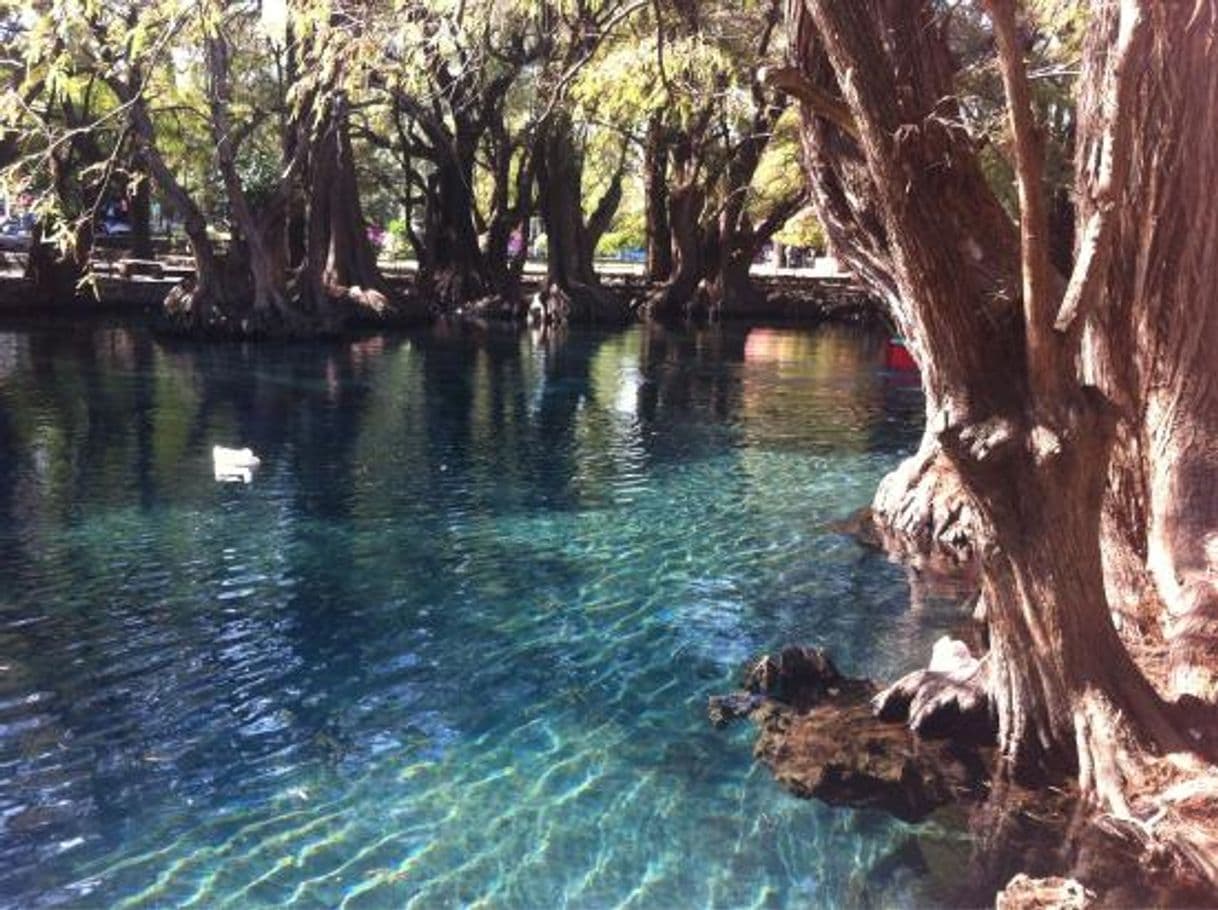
left=0, top=270, right=886, bottom=333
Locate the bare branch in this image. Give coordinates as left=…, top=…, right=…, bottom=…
left=1054, top=0, right=1147, bottom=333
left=757, top=65, right=859, bottom=141
left=985, top=0, right=1058, bottom=396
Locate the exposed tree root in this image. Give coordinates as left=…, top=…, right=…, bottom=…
left=636, top=278, right=708, bottom=324
left=995, top=874, right=1094, bottom=909
left=418, top=266, right=494, bottom=318
left=158, top=275, right=430, bottom=339
left=455, top=293, right=526, bottom=323
left=711, top=641, right=1218, bottom=903
left=328, top=281, right=432, bottom=328
left=530, top=282, right=632, bottom=326
left=870, top=433, right=980, bottom=568
left=874, top=638, right=994, bottom=742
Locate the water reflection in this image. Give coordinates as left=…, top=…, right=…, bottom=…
left=0, top=321, right=958, bottom=908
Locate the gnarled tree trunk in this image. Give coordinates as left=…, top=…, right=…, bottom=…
left=1074, top=1, right=1218, bottom=702
left=533, top=113, right=628, bottom=325
left=779, top=0, right=1010, bottom=569
left=703, top=188, right=804, bottom=319
left=112, top=79, right=242, bottom=330
left=642, top=131, right=710, bottom=323
left=788, top=0, right=1213, bottom=825
left=418, top=132, right=493, bottom=311
left=298, top=94, right=422, bottom=325
left=644, top=115, right=673, bottom=284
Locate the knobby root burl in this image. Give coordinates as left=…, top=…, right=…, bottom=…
left=711, top=637, right=1218, bottom=904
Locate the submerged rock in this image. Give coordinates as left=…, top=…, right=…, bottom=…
left=706, top=692, right=765, bottom=727
left=709, top=644, right=989, bottom=822
left=750, top=696, right=987, bottom=822
left=742, top=645, right=863, bottom=708
left=710, top=643, right=1213, bottom=906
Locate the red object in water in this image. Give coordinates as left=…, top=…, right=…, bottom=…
left=884, top=337, right=918, bottom=371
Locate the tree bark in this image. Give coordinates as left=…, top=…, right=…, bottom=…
left=788, top=0, right=1205, bottom=811
left=418, top=141, right=492, bottom=310
left=644, top=115, right=673, bottom=283
left=538, top=113, right=595, bottom=290
left=785, top=0, right=1016, bottom=567
left=298, top=94, right=424, bottom=325
left=699, top=40, right=788, bottom=319
left=644, top=0, right=789, bottom=321
left=533, top=113, right=628, bottom=324
left=128, top=151, right=154, bottom=261
left=642, top=131, right=709, bottom=322
left=704, top=188, right=804, bottom=318
left=1073, top=0, right=1218, bottom=701
left=321, top=99, right=395, bottom=309
left=584, top=158, right=625, bottom=276
left=113, top=81, right=232, bottom=326
left=206, top=29, right=292, bottom=323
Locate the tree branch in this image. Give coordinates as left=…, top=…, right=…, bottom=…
left=1054, top=0, right=1147, bottom=333
left=985, top=0, right=1058, bottom=396
left=758, top=65, right=858, bottom=141
left=753, top=189, right=808, bottom=253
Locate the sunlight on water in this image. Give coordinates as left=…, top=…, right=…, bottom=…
left=0, top=322, right=964, bottom=908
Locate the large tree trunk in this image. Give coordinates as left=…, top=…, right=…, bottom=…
left=949, top=392, right=1184, bottom=792
left=643, top=115, right=673, bottom=283
left=645, top=0, right=787, bottom=321
left=584, top=158, right=625, bottom=278
left=704, top=190, right=804, bottom=319
left=24, top=220, right=91, bottom=306
left=704, top=237, right=762, bottom=317
left=111, top=59, right=277, bottom=332
left=642, top=136, right=708, bottom=323
left=538, top=114, right=595, bottom=290
left=128, top=151, right=154, bottom=261
left=417, top=129, right=492, bottom=312
left=783, top=0, right=1009, bottom=567
left=206, top=29, right=308, bottom=331
left=482, top=128, right=523, bottom=306
left=113, top=84, right=237, bottom=328
left=321, top=99, right=398, bottom=313
left=699, top=44, right=787, bottom=319
left=1074, top=2, right=1218, bottom=702
left=787, top=0, right=1208, bottom=815
left=298, top=94, right=425, bottom=326
left=533, top=114, right=627, bottom=324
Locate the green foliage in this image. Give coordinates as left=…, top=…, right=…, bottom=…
left=572, top=32, right=742, bottom=128
left=774, top=207, right=824, bottom=252
left=951, top=0, right=1083, bottom=219
left=749, top=108, right=803, bottom=219
left=385, top=216, right=414, bottom=258
left=0, top=0, right=1090, bottom=286
left=597, top=211, right=645, bottom=256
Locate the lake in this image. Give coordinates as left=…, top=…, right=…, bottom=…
left=0, top=321, right=969, bottom=908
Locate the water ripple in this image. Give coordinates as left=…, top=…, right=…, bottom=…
left=0, top=322, right=959, bottom=908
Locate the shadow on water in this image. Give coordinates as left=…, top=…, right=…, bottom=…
left=0, top=320, right=978, bottom=908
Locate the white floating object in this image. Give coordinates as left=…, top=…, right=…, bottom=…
left=213, top=445, right=261, bottom=484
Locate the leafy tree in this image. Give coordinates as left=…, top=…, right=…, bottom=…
left=578, top=0, right=804, bottom=319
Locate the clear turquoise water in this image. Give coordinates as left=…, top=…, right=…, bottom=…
left=0, top=322, right=963, bottom=908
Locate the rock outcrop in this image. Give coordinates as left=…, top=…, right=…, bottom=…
left=709, top=644, right=991, bottom=822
